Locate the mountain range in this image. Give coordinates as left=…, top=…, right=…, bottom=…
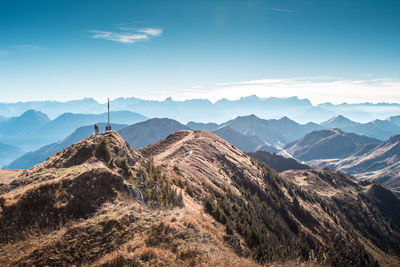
left=0, top=110, right=147, bottom=151
left=5, top=117, right=281, bottom=169
left=1, top=130, right=400, bottom=265
left=322, top=115, right=400, bottom=141
left=284, top=129, right=400, bottom=196
left=2, top=95, right=400, bottom=123
left=5, top=123, right=127, bottom=170
left=4, top=112, right=400, bottom=170
left=284, top=129, right=382, bottom=161
left=219, top=115, right=324, bottom=146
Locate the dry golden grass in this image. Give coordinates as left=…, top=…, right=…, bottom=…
left=2, top=131, right=400, bottom=266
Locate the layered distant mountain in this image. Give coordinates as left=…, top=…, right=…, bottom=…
left=0, top=110, right=147, bottom=151
left=0, top=109, right=50, bottom=136
left=285, top=129, right=382, bottom=161
left=119, top=118, right=190, bottom=149
left=5, top=123, right=127, bottom=169
left=212, top=126, right=266, bottom=153
left=247, top=150, right=310, bottom=172
left=2, top=96, right=400, bottom=123
left=283, top=128, right=400, bottom=196
left=0, top=142, right=23, bottom=167
left=0, top=97, right=103, bottom=118
left=387, top=115, right=400, bottom=127
left=321, top=115, right=360, bottom=129
left=186, top=121, right=219, bottom=132
left=314, top=135, right=400, bottom=196
left=321, top=115, right=400, bottom=140
left=219, top=114, right=324, bottom=146
left=37, top=111, right=147, bottom=142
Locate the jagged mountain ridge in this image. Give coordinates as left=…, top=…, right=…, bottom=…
left=322, top=115, right=400, bottom=141
left=219, top=114, right=324, bottom=146
left=284, top=129, right=382, bottom=161
left=3, top=96, right=400, bottom=123
left=139, top=130, right=400, bottom=265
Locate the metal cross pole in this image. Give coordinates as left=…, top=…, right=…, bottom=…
left=107, top=98, right=110, bottom=128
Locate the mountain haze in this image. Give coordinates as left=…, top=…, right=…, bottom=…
left=219, top=115, right=324, bottom=146
left=0, top=143, right=24, bottom=167
left=119, top=118, right=190, bottom=149
left=2, top=96, right=400, bottom=124
left=322, top=115, right=400, bottom=141
left=5, top=123, right=127, bottom=170
left=0, top=109, right=50, bottom=136
left=285, top=129, right=382, bottom=161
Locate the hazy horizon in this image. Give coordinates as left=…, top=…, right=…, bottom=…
left=1, top=0, right=399, bottom=104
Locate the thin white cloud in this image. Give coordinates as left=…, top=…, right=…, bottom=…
left=268, top=7, right=293, bottom=13
left=138, top=28, right=162, bottom=36
left=90, top=27, right=162, bottom=44
left=0, top=50, right=11, bottom=56
left=15, top=44, right=43, bottom=51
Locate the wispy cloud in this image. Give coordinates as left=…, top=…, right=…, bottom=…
left=0, top=50, right=11, bottom=56
left=90, top=27, right=162, bottom=44
left=268, top=7, right=293, bottom=13
left=0, top=45, right=43, bottom=56
left=15, top=44, right=44, bottom=52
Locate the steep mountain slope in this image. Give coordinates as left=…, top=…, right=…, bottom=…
left=0, top=131, right=258, bottom=266
left=139, top=130, right=400, bottom=266
left=219, top=115, right=324, bottom=146
left=5, top=123, right=127, bottom=170
left=285, top=129, right=382, bottom=161
left=319, top=135, right=400, bottom=196
left=0, top=109, right=50, bottom=136
left=1, top=131, right=400, bottom=265
left=247, top=151, right=310, bottom=172
left=0, top=143, right=24, bottom=167
left=119, top=118, right=190, bottom=149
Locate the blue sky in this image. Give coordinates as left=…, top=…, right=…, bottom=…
left=0, top=0, right=399, bottom=104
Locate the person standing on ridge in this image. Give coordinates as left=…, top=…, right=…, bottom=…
left=94, top=124, right=99, bottom=135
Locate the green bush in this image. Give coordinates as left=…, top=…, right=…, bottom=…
left=115, top=155, right=131, bottom=177
left=94, top=137, right=112, bottom=164
left=140, top=159, right=184, bottom=209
